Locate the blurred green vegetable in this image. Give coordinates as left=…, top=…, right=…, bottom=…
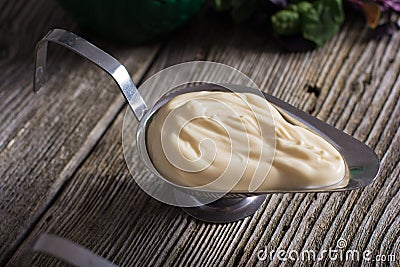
left=58, top=0, right=204, bottom=44
left=271, top=10, right=301, bottom=35
left=271, top=0, right=345, bottom=46
left=210, top=0, right=259, bottom=22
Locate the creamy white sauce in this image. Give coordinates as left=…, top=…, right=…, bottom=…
left=147, top=91, right=345, bottom=191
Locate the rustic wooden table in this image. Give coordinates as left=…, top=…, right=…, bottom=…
left=1, top=0, right=399, bottom=266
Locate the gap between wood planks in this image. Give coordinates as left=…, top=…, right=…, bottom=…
left=8, top=20, right=400, bottom=267
left=3, top=8, right=400, bottom=266
left=0, top=44, right=164, bottom=266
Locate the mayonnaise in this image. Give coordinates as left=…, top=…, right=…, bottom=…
left=146, top=91, right=345, bottom=191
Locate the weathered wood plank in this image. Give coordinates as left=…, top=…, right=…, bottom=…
left=0, top=0, right=160, bottom=264
left=5, top=10, right=400, bottom=267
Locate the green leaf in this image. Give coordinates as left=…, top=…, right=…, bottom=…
left=271, top=0, right=345, bottom=47
left=271, top=10, right=302, bottom=35
left=302, top=0, right=344, bottom=46
left=302, top=22, right=341, bottom=46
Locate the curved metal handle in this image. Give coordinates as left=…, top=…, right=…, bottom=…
left=34, top=29, right=148, bottom=121
left=20, top=234, right=116, bottom=267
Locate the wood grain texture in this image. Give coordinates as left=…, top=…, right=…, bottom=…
left=0, top=0, right=160, bottom=264
left=3, top=6, right=400, bottom=267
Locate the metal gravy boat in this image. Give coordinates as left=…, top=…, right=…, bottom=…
left=34, top=29, right=380, bottom=223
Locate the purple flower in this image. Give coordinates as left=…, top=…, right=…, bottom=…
left=375, top=0, right=400, bottom=12
left=346, top=0, right=400, bottom=37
